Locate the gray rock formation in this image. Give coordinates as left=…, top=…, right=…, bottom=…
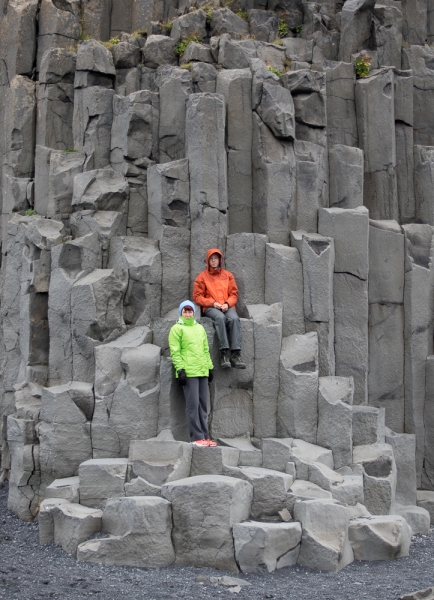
left=1, top=0, right=434, bottom=577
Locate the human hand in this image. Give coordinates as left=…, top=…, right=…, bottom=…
left=178, top=369, right=187, bottom=386
left=208, top=369, right=214, bottom=383
left=213, top=302, right=222, bottom=309
left=221, top=303, right=229, bottom=313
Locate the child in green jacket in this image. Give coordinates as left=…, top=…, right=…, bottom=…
left=168, top=300, right=217, bottom=447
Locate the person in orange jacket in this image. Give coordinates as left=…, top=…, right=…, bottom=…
left=193, top=248, right=246, bottom=370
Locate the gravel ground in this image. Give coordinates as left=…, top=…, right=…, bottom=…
left=1, top=482, right=433, bottom=600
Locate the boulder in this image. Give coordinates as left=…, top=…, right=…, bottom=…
left=161, top=475, right=253, bottom=571
left=53, top=503, right=103, bottom=555
left=294, top=498, right=354, bottom=572
left=348, top=515, right=412, bottom=560
left=233, top=521, right=301, bottom=573
left=394, top=504, right=430, bottom=535
left=79, top=458, right=128, bottom=506
left=77, top=496, right=175, bottom=567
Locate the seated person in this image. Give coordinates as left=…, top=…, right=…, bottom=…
left=193, top=248, right=246, bottom=370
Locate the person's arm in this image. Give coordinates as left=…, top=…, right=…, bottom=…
left=193, top=274, right=216, bottom=308
left=226, top=272, right=239, bottom=308
left=168, top=326, right=185, bottom=375
left=202, top=328, right=214, bottom=370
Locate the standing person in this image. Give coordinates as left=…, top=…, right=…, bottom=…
left=168, top=300, right=217, bottom=447
left=193, top=248, right=246, bottom=370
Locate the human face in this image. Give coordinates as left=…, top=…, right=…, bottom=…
left=209, top=253, right=220, bottom=269
left=181, top=306, right=194, bottom=318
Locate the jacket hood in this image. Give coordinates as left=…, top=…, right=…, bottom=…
left=206, top=248, right=223, bottom=273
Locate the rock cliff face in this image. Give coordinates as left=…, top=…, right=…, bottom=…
left=1, top=0, right=434, bottom=573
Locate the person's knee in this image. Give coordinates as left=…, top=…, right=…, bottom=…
left=212, top=311, right=225, bottom=323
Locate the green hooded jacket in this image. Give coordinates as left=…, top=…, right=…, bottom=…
left=168, top=317, right=214, bottom=378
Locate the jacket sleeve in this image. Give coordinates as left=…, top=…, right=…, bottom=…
left=193, top=273, right=215, bottom=308
left=168, top=325, right=185, bottom=375
left=226, top=272, right=239, bottom=308
left=202, top=327, right=214, bottom=370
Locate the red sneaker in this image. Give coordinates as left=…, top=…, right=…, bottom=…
left=191, top=439, right=210, bottom=447
left=206, top=439, right=217, bottom=447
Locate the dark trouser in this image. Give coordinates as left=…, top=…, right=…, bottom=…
left=203, top=307, right=242, bottom=351
left=183, top=376, right=210, bottom=441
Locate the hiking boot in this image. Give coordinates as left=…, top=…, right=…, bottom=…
left=191, top=439, right=210, bottom=447
left=230, top=350, right=246, bottom=369
left=220, top=349, right=231, bottom=369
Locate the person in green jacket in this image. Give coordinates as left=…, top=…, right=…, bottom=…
left=168, top=300, right=217, bottom=447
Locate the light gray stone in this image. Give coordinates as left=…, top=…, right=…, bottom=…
left=325, top=61, right=358, bottom=147
left=45, top=477, right=80, bottom=503
left=231, top=466, right=293, bottom=518
left=48, top=234, right=102, bottom=386
left=73, top=86, right=114, bottom=170
left=308, top=461, right=343, bottom=492
left=247, top=304, right=282, bottom=438
left=38, top=498, right=71, bottom=544
left=334, top=272, right=368, bottom=405
left=277, top=333, right=318, bottom=443
left=353, top=443, right=397, bottom=515
left=233, top=521, right=301, bottom=573
left=385, top=429, right=417, bottom=506
left=257, top=83, right=295, bottom=140
left=294, top=498, right=354, bottom=572
left=373, top=5, right=402, bottom=69
left=261, top=438, right=292, bottom=473
left=248, top=9, right=279, bottom=43
left=190, top=62, right=217, bottom=93
left=403, top=224, right=434, bottom=483
left=329, top=145, right=364, bottom=209
left=225, top=234, right=267, bottom=317
left=356, top=68, right=398, bottom=221
left=338, top=0, right=375, bottom=62
left=72, top=169, right=129, bottom=212
left=401, top=0, right=427, bottom=45
left=252, top=113, right=296, bottom=245
left=147, top=159, right=190, bottom=240
left=414, top=145, right=434, bottom=225
left=108, top=236, right=161, bottom=327
left=190, top=446, right=239, bottom=477
left=396, top=123, right=415, bottom=224
left=170, top=11, right=207, bottom=44
left=157, top=66, right=192, bottom=164
left=161, top=475, right=253, bottom=571
left=352, top=406, right=386, bottom=446
left=368, top=219, right=404, bottom=304
left=402, top=46, right=434, bottom=147
left=249, top=58, right=280, bottom=110
left=128, top=438, right=192, bottom=485
left=160, top=226, right=191, bottom=316
left=183, top=42, right=213, bottom=64
left=77, top=496, right=175, bottom=567
left=41, top=381, right=94, bottom=425
left=349, top=515, right=411, bottom=561
left=368, top=303, right=405, bottom=432
left=79, top=458, right=128, bottom=506
left=295, top=141, right=328, bottom=232
left=76, top=39, right=115, bottom=75
left=53, top=503, right=102, bottom=555
left=289, top=439, right=334, bottom=481
left=186, top=93, right=227, bottom=281
left=143, top=35, right=177, bottom=68
left=218, top=438, right=262, bottom=467
left=38, top=421, right=92, bottom=480
left=394, top=504, right=430, bottom=535
left=317, top=376, right=353, bottom=469
left=110, top=90, right=159, bottom=174
left=210, top=8, right=249, bottom=38
left=286, top=479, right=332, bottom=512
left=216, top=68, right=253, bottom=234
left=265, top=244, right=304, bottom=338
left=301, top=234, right=334, bottom=323
left=330, top=474, right=364, bottom=506
left=417, top=490, right=434, bottom=523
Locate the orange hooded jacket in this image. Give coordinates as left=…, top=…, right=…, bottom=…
left=193, top=249, right=238, bottom=312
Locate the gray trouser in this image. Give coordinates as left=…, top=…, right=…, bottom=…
left=183, top=376, right=210, bottom=441
left=204, top=307, right=242, bottom=351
